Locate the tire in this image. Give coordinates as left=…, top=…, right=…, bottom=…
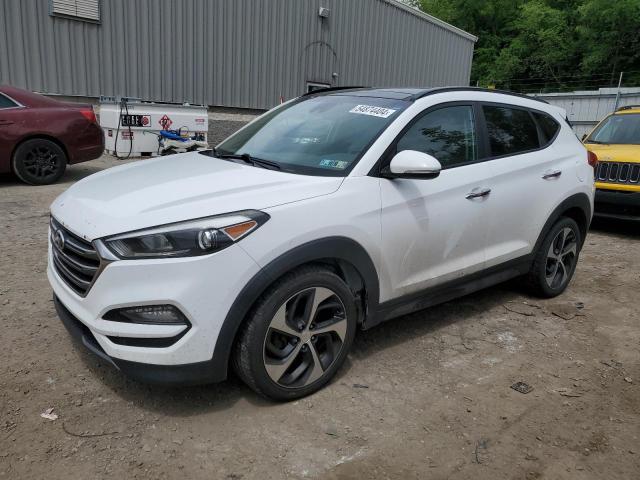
left=12, top=138, right=67, bottom=185
left=233, top=265, right=358, bottom=401
left=524, top=217, right=582, bottom=298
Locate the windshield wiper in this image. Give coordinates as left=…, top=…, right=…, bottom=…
left=213, top=149, right=281, bottom=170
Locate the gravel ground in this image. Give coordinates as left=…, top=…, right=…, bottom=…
left=208, top=119, right=252, bottom=146
left=0, top=156, right=638, bottom=480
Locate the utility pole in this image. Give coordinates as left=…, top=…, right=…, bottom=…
left=613, top=72, right=624, bottom=111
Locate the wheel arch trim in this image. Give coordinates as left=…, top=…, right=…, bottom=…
left=210, top=236, right=380, bottom=381
left=11, top=134, right=71, bottom=170
left=533, top=192, right=592, bottom=255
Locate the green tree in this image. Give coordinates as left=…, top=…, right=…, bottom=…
left=491, top=0, right=576, bottom=90
left=416, top=0, right=640, bottom=91
left=577, top=0, right=640, bottom=85
left=419, top=0, right=525, bottom=85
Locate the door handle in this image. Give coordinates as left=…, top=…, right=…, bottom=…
left=465, top=187, right=491, bottom=199
left=542, top=169, right=562, bottom=179
left=0, top=120, right=14, bottom=126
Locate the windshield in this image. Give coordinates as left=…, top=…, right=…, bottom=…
left=587, top=113, right=640, bottom=145
left=215, top=95, right=409, bottom=176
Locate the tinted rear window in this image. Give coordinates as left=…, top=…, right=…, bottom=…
left=533, top=112, right=560, bottom=144
left=0, top=94, right=18, bottom=109
left=484, top=106, right=540, bottom=156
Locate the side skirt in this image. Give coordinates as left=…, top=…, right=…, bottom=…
left=364, top=255, right=532, bottom=329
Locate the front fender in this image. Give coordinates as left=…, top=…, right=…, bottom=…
left=210, top=236, right=380, bottom=381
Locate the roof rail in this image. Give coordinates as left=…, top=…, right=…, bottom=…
left=616, top=105, right=640, bottom=111
left=302, top=86, right=370, bottom=97
left=410, top=87, right=549, bottom=104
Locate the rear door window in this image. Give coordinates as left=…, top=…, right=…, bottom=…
left=0, top=94, right=18, bottom=109
left=483, top=106, right=540, bottom=157
left=533, top=112, right=560, bottom=144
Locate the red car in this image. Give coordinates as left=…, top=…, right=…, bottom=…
left=0, top=85, right=104, bottom=185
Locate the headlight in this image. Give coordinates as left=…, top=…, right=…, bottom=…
left=102, top=210, right=269, bottom=259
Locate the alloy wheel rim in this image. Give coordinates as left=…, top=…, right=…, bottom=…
left=23, top=147, right=60, bottom=179
left=263, top=286, right=348, bottom=389
left=545, top=227, right=577, bottom=289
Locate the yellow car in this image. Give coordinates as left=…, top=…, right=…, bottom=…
left=584, top=105, right=640, bottom=220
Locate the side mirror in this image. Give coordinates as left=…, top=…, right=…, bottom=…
left=581, top=133, right=587, bottom=142
left=382, top=150, right=442, bottom=179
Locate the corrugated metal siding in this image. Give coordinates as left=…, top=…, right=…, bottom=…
left=0, top=0, right=475, bottom=110
left=533, top=88, right=640, bottom=137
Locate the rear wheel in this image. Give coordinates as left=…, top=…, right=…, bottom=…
left=524, top=217, right=581, bottom=298
left=233, top=266, right=357, bottom=401
left=12, top=139, right=67, bottom=185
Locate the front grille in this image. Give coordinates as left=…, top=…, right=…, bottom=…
left=50, top=217, right=101, bottom=296
left=596, top=161, right=640, bottom=185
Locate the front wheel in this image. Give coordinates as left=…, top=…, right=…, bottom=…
left=524, top=217, right=582, bottom=298
left=233, top=266, right=357, bottom=401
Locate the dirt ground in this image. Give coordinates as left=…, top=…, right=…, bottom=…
left=0, top=156, right=638, bottom=480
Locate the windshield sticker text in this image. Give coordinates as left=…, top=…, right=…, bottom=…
left=349, top=105, right=397, bottom=118
left=319, top=159, right=349, bottom=169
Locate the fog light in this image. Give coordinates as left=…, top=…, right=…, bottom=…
left=104, top=305, right=188, bottom=325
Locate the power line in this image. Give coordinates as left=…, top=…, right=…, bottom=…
left=505, top=81, right=618, bottom=88
left=501, top=79, right=624, bottom=88
left=503, top=74, right=616, bottom=82
left=510, top=81, right=635, bottom=88
left=491, top=70, right=640, bottom=84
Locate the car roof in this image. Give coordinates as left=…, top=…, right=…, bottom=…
left=330, top=88, right=429, bottom=100
left=0, top=85, right=65, bottom=107
left=306, top=86, right=549, bottom=104
left=615, top=105, right=640, bottom=114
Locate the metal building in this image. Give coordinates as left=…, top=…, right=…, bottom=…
left=0, top=0, right=476, bottom=110
left=533, top=88, right=640, bottom=137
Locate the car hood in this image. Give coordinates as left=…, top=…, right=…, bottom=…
left=584, top=143, right=640, bottom=163
left=50, top=152, right=343, bottom=240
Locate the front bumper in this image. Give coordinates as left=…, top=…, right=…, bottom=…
left=594, top=188, right=640, bottom=220
left=54, top=295, right=222, bottom=385
left=48, top=237, right=261, bottom=380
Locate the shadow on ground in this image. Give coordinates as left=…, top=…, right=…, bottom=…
left=71, top=282, right=520, bottom=416
left=590, top=216, right=639, bottom=238
left=0, top=163, right=109, bottom=187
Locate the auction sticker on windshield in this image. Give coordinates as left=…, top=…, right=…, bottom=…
left=349, top=105, right=397, bottom=118
left=319, top=159, right=349, bottom=169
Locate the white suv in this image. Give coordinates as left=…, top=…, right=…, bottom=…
left=48, top=87, right=595, bottom=400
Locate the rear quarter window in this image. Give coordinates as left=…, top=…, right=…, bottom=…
left=533, top=112, right=560, bottom=144
left=483, top=105, right=540, bottom=157
left=0, top=94, right=18, bottom=109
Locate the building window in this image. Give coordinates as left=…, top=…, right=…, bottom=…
left=307, top=82, right=331, bottom=93
left=50, top=0, right=100, bottom=22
